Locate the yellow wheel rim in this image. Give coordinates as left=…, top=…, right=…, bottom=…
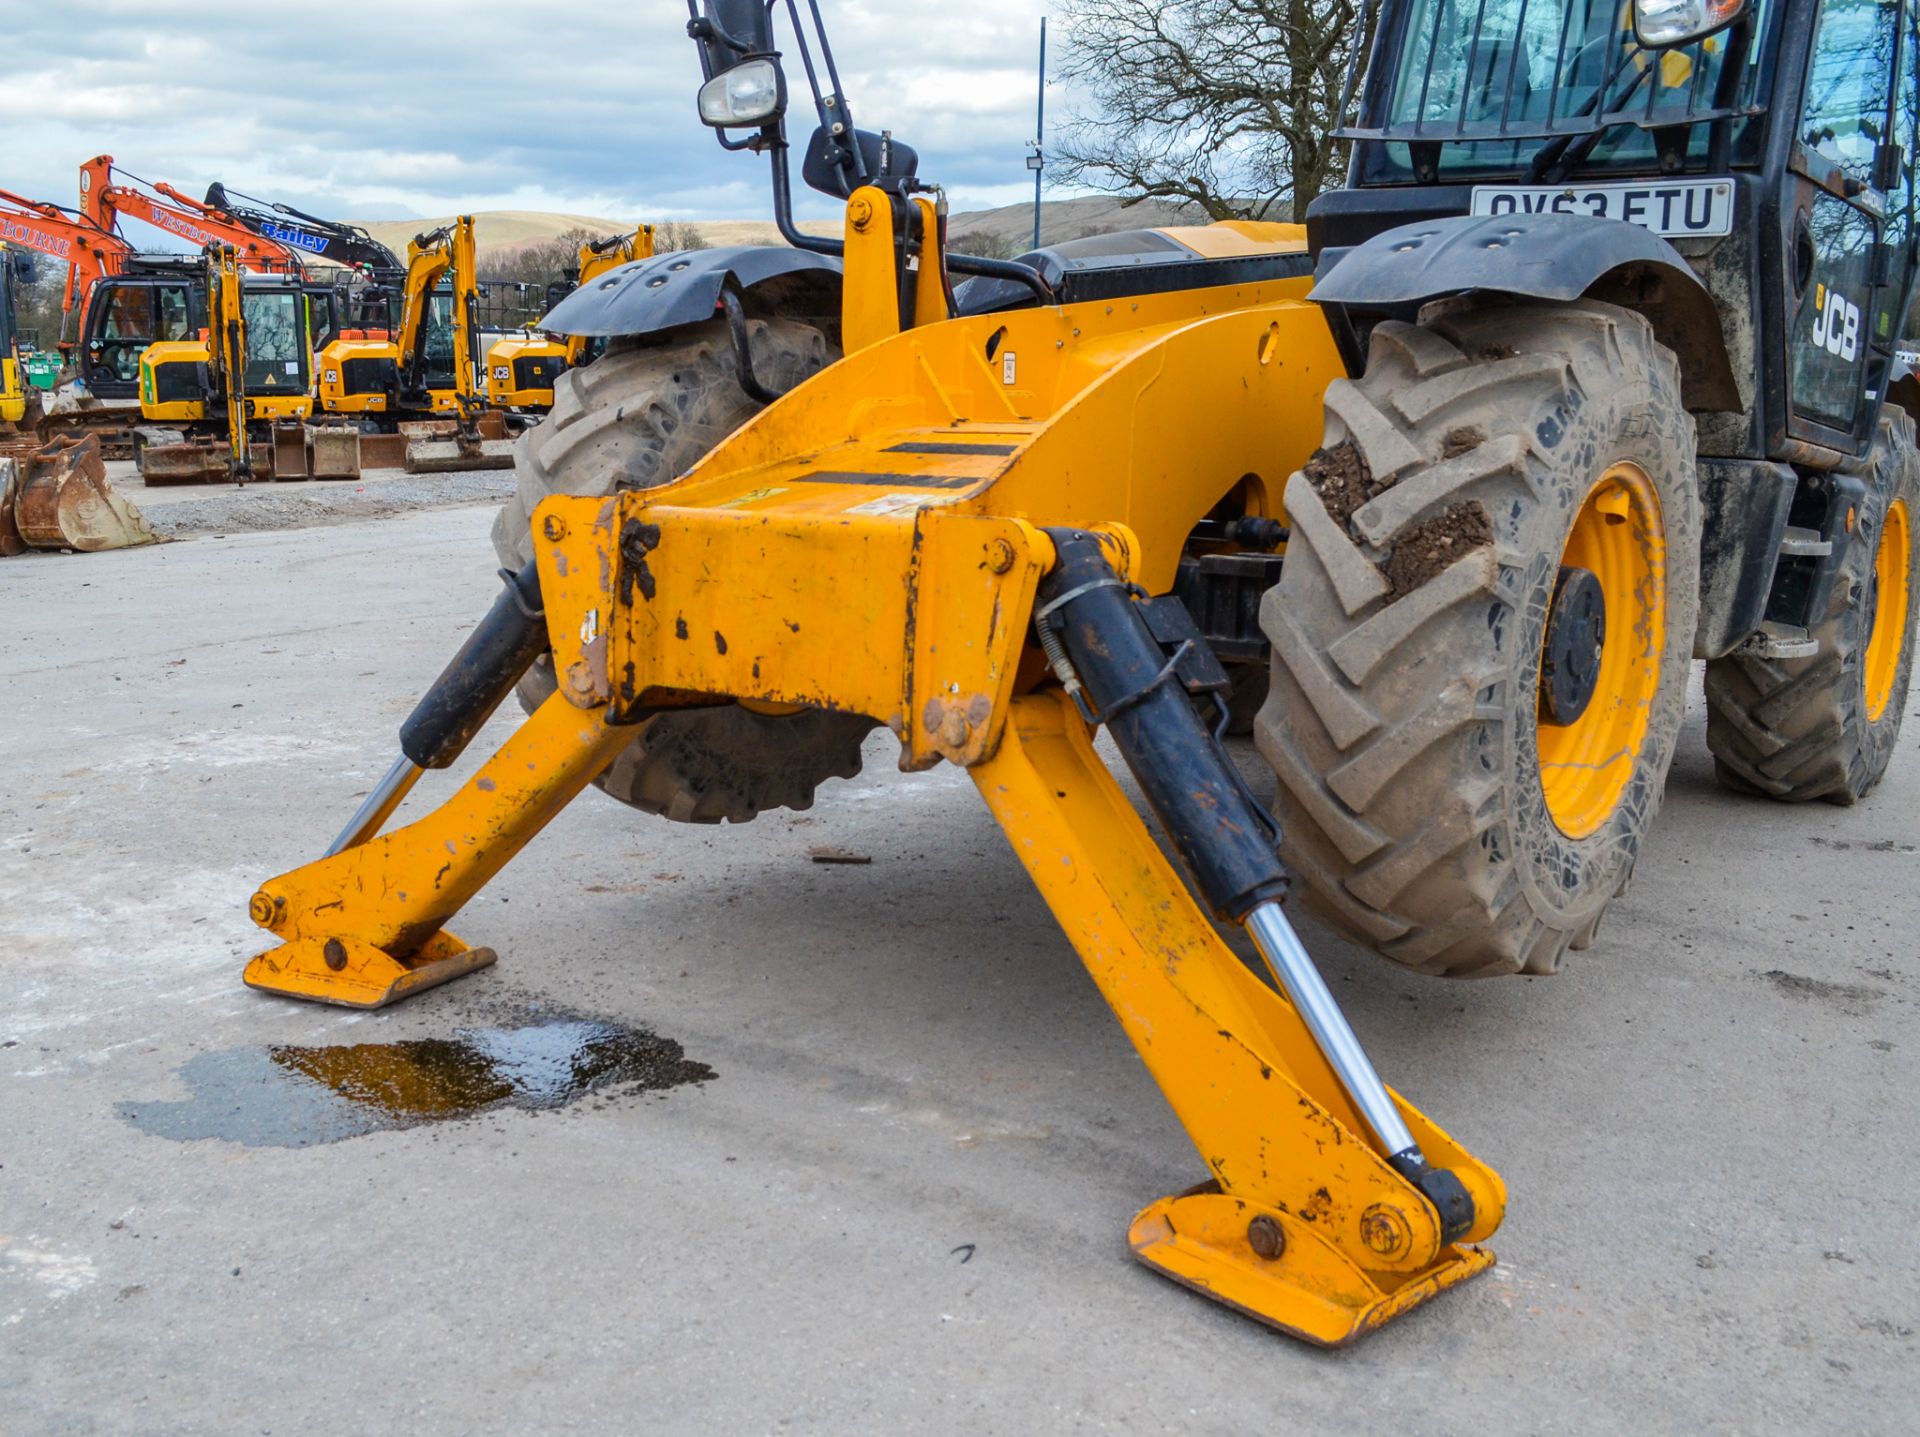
left=1864, top=497, right=1911, bottom=725
left=1537, top=463, right=1667, bottom=840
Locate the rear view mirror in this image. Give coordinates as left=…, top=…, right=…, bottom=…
left=800, top=125, right=919, bottom=199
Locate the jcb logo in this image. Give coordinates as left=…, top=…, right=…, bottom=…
left=1812, top=283, right=1860, bottom=362
left=492, top=365, right=510, bottom=381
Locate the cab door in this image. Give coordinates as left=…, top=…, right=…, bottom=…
left=79, top=278, right=195, bottom=402
left=1786, top=0, right=1917, bottom=452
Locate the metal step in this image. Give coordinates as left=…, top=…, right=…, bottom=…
left=1777, top=525, right=1832, bottom=558
left=1736, top=621, right=1820, bottom=661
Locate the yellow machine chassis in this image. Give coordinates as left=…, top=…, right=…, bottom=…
left=486, top=332, right=570, bottom=410
left=243, top=210, right=1504, bottom=1345
left=0, top=356, right=23, bottom=425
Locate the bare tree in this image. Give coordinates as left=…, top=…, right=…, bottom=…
left=482, top=226, right=620, bottom=289
left=11, top=260, right=68, bottom=352
left=1056, top=0, right=1369, bottom=223
left=946, top=230, right=1020, bottom=261
left=654, top=220, right=712, bottom=253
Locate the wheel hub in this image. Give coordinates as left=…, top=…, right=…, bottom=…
left=1540, top=565, right=1607, bottom=726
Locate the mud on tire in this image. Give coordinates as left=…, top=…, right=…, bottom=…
left=1256, top=300, right=1701, bottom=977
left=1705, top=410, right=1920, bottom=804
left=492, top=317, right=877, bottom=824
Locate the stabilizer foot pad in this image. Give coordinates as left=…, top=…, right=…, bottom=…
left=243, top=930, right=496, bottom=1009
left=1129, top=1185, right=1495, bottom=1348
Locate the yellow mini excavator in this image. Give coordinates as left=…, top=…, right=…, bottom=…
left=238, top=0, right=1920, bottom=1347
left=314, top=216, right=480, bottom=426
left=483, top=226, right=657, bottom=411
left=310, top=216, right=515, bottom=470
left=138, top=243, right=312, bottom=482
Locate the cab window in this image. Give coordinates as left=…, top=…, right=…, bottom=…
left=1800, top=0, right=1900, bottom=186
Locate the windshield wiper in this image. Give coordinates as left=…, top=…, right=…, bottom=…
left=1527, top=58, right=1654, bottom=181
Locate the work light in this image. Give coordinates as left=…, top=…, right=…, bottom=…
left=697, top=58, right=785, bottom=128
left=1632, top=0, right=1746, bottom=47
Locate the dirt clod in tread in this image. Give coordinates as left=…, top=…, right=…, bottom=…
left=1383, top=501, right=1494, bottom=596
left=1256, top=300, right=1700, bottom=978
left=1303, top=441, right=1380, bottom=526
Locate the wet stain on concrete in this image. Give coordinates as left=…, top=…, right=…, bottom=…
left=118, top=1018, right=713, bottom=1147
left=1759, top=970, right=1885, bottom=1017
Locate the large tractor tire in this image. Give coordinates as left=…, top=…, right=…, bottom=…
left=492, top=317, right=877, bottom=824
left=1704, top=411, right=1920, bottom=804
left=1257, top=300, right=1700, bottom=977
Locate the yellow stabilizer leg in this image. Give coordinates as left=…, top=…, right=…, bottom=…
left=243, top=693, right=635, bottom=1008
left=972, top=691, right=1504, bottom=1347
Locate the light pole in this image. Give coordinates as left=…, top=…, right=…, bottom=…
left=1028, top=17, right=1047, bottom=252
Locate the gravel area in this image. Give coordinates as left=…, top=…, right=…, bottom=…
left=135, top=470, right=517, bottom=538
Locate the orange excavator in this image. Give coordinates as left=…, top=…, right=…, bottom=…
left=0, top=188, right=134, bottom=340
left=79, top=157, right=303, bottom=281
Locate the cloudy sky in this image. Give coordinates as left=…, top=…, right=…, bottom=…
left=7, top=0, right=1067, bottom=231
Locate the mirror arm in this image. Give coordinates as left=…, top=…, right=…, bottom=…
left=1704, top=13, right=1752, bottom=171
left=769, top=138, right=846, bottom=258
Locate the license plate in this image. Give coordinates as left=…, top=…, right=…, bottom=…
left=1469, top=178, right=1734, bottom=238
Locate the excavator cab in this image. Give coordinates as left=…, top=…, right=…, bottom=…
left=237, top=281, right=313, bottom=410
left=483, top=226, right=656, bottom=412
left=138, top=254, right=313, bottom=482
left=78, top=264, right=199, bottom=400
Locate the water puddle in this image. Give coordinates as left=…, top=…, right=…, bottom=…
left=119, top=1018, right=713, bottom=1147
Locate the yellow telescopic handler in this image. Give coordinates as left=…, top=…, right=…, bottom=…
left=237, top=0, right=1920, bottom=1346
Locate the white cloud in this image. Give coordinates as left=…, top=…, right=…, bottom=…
left=7, top=1, right=1074, bottom=229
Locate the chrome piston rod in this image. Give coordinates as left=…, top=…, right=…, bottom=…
left=1245, top=900, right=1418, bottom=1162
left=323, top=561, right=547, bottom=859
left=326, top=755, right=423, bottom=857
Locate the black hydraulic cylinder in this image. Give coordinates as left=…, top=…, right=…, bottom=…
left=398, top=560, right=549, bottom=771
left=1036, top=529, right=1288, bottom=922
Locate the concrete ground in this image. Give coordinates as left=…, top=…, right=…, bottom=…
left=1, top=495, right=1915, bottom=1435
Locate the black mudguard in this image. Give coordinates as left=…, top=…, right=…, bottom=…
left=539, top=245, right=841, bottom=339
left=1311, top=213, right=1739, bottom=413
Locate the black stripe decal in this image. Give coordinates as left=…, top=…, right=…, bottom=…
left=883, top=441, right=1018, bottom=456
left=794, top=471, right=978, bottom=490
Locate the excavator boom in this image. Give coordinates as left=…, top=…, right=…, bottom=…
left=201, top=182, right=404, bottom=277
left=79, top=157, right=303, bottom=278
left=0, top=187, right=133, bottom=316
left=396, top=217, right=479, bottom=409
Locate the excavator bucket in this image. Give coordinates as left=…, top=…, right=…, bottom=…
left=403, top=425, right=515, bottom=473
left=139, top=439, right=233, bottom=485
left=9, top=436, right=158, bottom=553
left=271, top=422, right=310, bottom=480
left=0, top=458, right=26, bottom=556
